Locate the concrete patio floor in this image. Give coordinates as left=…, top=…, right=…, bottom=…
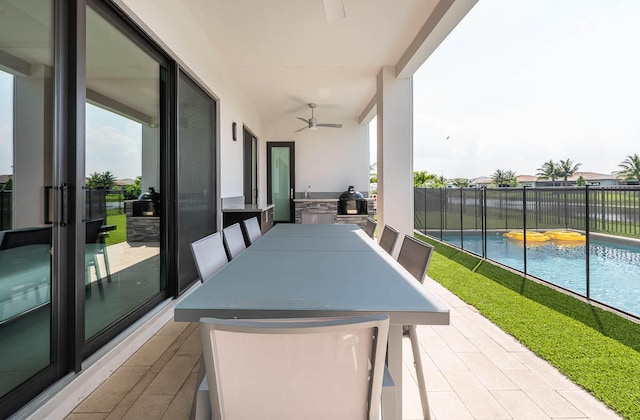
left=65, top=277, right=621, bottom=420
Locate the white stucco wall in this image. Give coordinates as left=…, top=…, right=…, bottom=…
left=264, top=119, right=370, bottom=196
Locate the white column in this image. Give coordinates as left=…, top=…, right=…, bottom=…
left=13, top=65, right=53, bottom=228
left=376, top=66, right=413, bottom=256
left=141, top=125, right=159, bottom=193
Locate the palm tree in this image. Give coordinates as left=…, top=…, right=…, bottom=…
left=452, top=178, right=470, bottom=188
left=557, top=159, right=582, bottom=186
left=616, top=154, right=640, bottom=184
left=87, top=171, right=117, bottom=189
left=536, top=160, right=559, bottom=187
left=427, top=175, right=447, bottom=189
left=413, top=170, right=429, bottom=188
left=491, top=169, right=517, bottom=188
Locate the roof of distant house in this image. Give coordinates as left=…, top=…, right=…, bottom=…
left=516, top=175, right=537, bottom=182
left=468, top=172, right=620, bottom=185
left=568, top=171, right=618, bottom=181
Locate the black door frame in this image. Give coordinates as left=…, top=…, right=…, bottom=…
left=266, top=142, right=295, bottom=223
left=243, top=126, right=258, bottom=205
left=80, top=0, right=174, bottom=359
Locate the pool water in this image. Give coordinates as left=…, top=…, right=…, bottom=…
left=441, top=233, right=640, bottom=318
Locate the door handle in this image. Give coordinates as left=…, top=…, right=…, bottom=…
left=290, top=188, right=294, bottom=199
left=44, top=186, right=53, bottom=224
left=60, top=183, right=69, bottom=226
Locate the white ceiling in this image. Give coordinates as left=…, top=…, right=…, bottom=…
left=1, top=0, right=474, bottom=132
left=182, top=0, right=444, bottom=128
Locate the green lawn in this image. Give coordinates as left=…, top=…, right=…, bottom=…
left=104, top=213, right=126, bottom=245
left=416, top=233, right=640, bottom=420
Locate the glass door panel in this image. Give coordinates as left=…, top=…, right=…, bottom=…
left=84, top=6, right=163, bottom=339
left=243, top=128, right=257, bottom=205
left=177, top=71, right=216, bottom=292
left=0, top=0, right=54, bottom=399
left=267, top=143, right=295, bottom=223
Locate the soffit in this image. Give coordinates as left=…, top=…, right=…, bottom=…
left=183, top=0, right=440, bottom=128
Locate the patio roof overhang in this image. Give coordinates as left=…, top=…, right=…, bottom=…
left=117, top=0, right=478, bottom=135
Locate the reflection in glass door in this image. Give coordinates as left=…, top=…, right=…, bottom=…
left=84, top=6, right=164, bottom=340
left=267, top=142, right=295, bottom=223
left=0, top=0, right=55, bottom=402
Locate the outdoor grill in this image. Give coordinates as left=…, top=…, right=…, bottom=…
left=132, top=187, right=160, bottom=217
left=338, top=186, right=367, bottom=215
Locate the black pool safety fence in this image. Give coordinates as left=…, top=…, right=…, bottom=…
left=415, top=186, right=640, bottom=319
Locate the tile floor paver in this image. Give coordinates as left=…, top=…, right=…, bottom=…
left=428, top=391, right=474, bottom=420
left=457, top=352, right=518, bottom=390
left=66, top=277, right=622, bottom=420
left=440, top=369, right=511, bottom=418
left=490, top=390, right=552, bottom=420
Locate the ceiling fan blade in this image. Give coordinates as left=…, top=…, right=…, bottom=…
left=296, top=117, right=310, bottom=124
left=294, top=126, right=309, bottom=133
left=322, top=0, right=345, bottom=24
left=317, top=123, right=342, bottom=128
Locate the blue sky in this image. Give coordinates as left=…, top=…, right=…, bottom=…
left=411, top=0, right=640, bottom=179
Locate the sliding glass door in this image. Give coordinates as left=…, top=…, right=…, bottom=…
left=177, top=71, right=216, bottom=292
left=84, top=4, right=167, bottom=342
left=0, top=0, right=59, bottom=410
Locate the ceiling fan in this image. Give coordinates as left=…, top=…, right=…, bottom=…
left=322, top=0, right=345, bottom=24
left=295, top=103, right=342, bottom=132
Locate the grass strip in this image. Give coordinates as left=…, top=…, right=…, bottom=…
left=416, top=233, right=640, bottom=419
left=105, top=213, right=126, bottom=245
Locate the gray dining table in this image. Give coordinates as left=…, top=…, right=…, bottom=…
left=174, top=223, right=450, bottom=419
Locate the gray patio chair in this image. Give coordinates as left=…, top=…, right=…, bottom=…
left=222, top=223, right=247, bottom=260
left=85, top=218, right=111, bottom=299
left=364, top=217, right=377, bottom=239
left=196, top=315, right=390, bottom=420
left=190, top=232, right=228, bottom=283
left=242, top=216, right=262, bottom=245
left=378, top=224, right=399, bottom=255
left=397, top=234, right=435, bottom=420
left=0, top=227, right=51, bottom=250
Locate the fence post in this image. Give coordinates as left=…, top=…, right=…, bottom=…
left=585, top=185, right=590, bottom=299
left=459, top=188, right=464, bottom=249
left=523, top=187, right=527, bottom=276
left=482, top=187, right=487, bottom=258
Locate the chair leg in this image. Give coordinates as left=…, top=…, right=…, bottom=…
left=92, top=255, right=105, bottom=299
left=99, top=236, right=113, bottom=283
left=409, top=325, right=431, bottom=420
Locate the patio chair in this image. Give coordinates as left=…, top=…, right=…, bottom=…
left=196, top=315, right=390, bottom=420
left=396, top=234, right=435, bottom=420
left=85, top=218, right=111, bottom=299
left=222, top=223, right=247, bottom=260
left=242, top=216, right=262, bottom=245
left=190, top=232, right=228, bottom=283
left=378, top=224, right=399, bottom=255
left=364, top=217, right=377, bottom=239
left=0, top=227, right=51, bottom=250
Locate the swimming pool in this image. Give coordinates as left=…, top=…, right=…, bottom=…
left=439, top=232, right=640, bottom=318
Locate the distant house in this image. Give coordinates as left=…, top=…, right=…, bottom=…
left=469, top=172, right=624, bottom=188
left=0, top=174, right=11, bottom=190
left=516, top=175, right=537, bottom=188
left=469, top=176, right=493, bottom=188
left=535, top=172, right=620, bottom=187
